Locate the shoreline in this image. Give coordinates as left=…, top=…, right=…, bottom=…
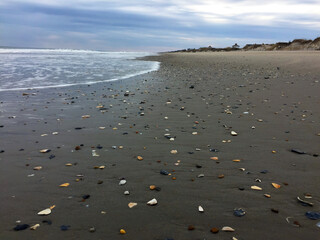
left=1, top=51, right=319, bottom=240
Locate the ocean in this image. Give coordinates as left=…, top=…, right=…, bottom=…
left=0, top=48, right=159, bottom=91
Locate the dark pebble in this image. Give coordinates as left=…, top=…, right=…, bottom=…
left=160, top=170, right=169, bottom=175
left=82, top=194, right=90, bottom=200
left=196, top=164, right=202, bottom=168
left=155, top=187, right=161, bottom=191
left=0, top=150, right=4, bottom=153
left=97, top=180, right=103, bottom=184
left=271, top=208, right=279, bottom=213
left=75, top=146, right=81, bottom=150
left=291, top=149, right=306, bottom=154
left=96, top=145, right=103, bottom=149
left=238, top=187, right=245, bottom=191
left=305, top=211, right=320, bottom=220
left=210, top=227, right=219, bottom=233
left=234, top=208, right=246, bottom=217
left=60, top=225, right=70, bottom=231
left=260, top=170, right=268, bottom=174
left=188, top=225, right=195, bottom=230
left=42, top=220, right=52, bottom=225
left=13, top=224, right=30, bottom=231
left=75, top=127, right=83, bottom=130
left=209, top=148, right=219, bottom=152
left=49, top=154, right=55, bottom=159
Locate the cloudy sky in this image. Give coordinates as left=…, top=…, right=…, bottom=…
left=0, top=0, right=319, bottom=51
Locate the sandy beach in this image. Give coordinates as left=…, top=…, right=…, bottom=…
left=1, top=51, right=320, bottom=240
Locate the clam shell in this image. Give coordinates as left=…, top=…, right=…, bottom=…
left=119, top=180, right=126, bottom=186
left=251, top=185, right=262, bottom=191
left=128, top=202, right=137, bottom=208
left=231, top=131, right=238, bottom=136
left=37, top=208, right=51, bottom=216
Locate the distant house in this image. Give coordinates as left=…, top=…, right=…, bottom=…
left=232, top=43, right=240, bottom=49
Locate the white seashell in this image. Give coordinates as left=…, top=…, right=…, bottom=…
left=198, top=206, right=204, bottom=212
left=169, top=138, right=175, bottom=141
left=119, top=180, right=126, bottom=186
left=222, top=226, right=235, bottom=232
left=147, top=198, right=157, bottom=206
left=192, top=132, right=198, bottom=135
left=251, top=185, right=262, bottom=191
left=231, top=131, right=238, bottom=136
left=170, top=150, right=178, bottom=154
left=124, top=191, right=130, bottom=195
left=37, top=208, right=51, bottom=216
left=92, top=150, right=99, bottom=157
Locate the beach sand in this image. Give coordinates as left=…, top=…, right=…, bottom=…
left=0, top=51, right=319, bottom=240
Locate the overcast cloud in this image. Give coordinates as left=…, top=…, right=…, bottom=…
left=0, top=0, right=319, bottom=51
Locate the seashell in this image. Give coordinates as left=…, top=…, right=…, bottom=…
left=305, top=211, right=320, bottom=220
left=37, top=206, right=54, bottom=216
left=39, top=149, right=50, bottom=153
left=210, top=227, right=219, bottom=233
left=33, top=166, right=42, bottom=170
left=239, top=168, right=245, bottom=171
left=211, top=157, right=218, bottom=160
left=30, top=224, right=40, bottom=230
left=222, top=226, right=235, bottom=232
left=264, top=194, right=271, bottom=198
left=81, top=115, right=90, bottom=119
left=231, top=131, right=238, bottom=136
left=251, top=185, right=262, bottom=191
left=99, top=127, right=106, bottom=130
left=52, top=132, right=58, bottom=135
left=120, top=229, right=126, bottom=234
left=197, top=174, right=205, bottom=178
left=232, top=237, right=238, bottom=240
left=92, top=150, right=99, bottom=157
left=128, top=202, right=137, bottom=208
left=124, top=191, right=130, bottom=195
left=59, top=183, right=70, bottom=187
left=272, top=183, right=281, bottom=189
left=198, top=206, right=204, bottom=212
left=297, top=197, right=313, bottom=206
left=192, top=132, right=198, bottom=135
left=170, top=150, right=178, bottom=154
left=147, top=198, right=157, bottom=206
left=149, top=185, right=156, bottom=190
left=65, top=163, right=72, bottom=166
left=137, top=156, right=143, bottom=161
left=233, top=159, right=241, bottom=162
left=41, top=134, right=48, bottom=137
left=119, top=180, right=126, bottom=186
left=99, top=166, right=105, bottom=169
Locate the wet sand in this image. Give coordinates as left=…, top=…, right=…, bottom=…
left=0, top=51, right=320, bottom=240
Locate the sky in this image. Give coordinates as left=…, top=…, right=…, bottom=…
left=0, top=0, right=320, bottom=51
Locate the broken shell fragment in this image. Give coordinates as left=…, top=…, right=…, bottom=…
left=39, top=149, right=50, bottom=153
left=149, top=185, right=156, bottom=190
left=128, top=202, right=137, bottom=208
left=30, top=224, right=40, bottom=230
left=198, top=206, right=204, bottom=213
left=147, top=198, right=157, bottom=206
left=81, top=115, right=90, bottom=119
left=297, top=197, right=314, bottom=206
left=137, top=156, right=143, bottom=161
left=59, top=183, right=70, bottom=187
left=33, top=166, right=42, bottom=170
left=264, top=194, right=271, bottom=198
left=222, top=226, right=235, bottom=232
left=251, top=186, right=262, bottom=191
left=272, top=183, right=281, bottom=189
left=120, top=229, right=126, bottom=234
left=170, top=150, right=178, bottom=154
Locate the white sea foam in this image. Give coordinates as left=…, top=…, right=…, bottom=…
left=0, top=49, right=159, bottom=91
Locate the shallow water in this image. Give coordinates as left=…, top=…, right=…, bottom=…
left=0, top=48, right=159, bottom=91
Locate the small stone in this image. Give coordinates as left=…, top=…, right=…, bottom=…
left=210, top=227, right=219, bottom=233
left=75, top=146, right=81, bottom=150
left=160, top=170, right=169, bottom=175
left=234, top=208, right=246, bottom=217
left=89, top=227, right=96, bottom=232
left=231, top=131, right=238, bottom=136
left=13, top=224, right=30, bottom=231
left=97, top=180, right=103, bottom=184
left=60, top=225, right=70, bottom=231
left=119, top=180, right=126, bottom=186
left=305, top=211, right=320, bottom=220
left=188, top=225, right=195, bottom=230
